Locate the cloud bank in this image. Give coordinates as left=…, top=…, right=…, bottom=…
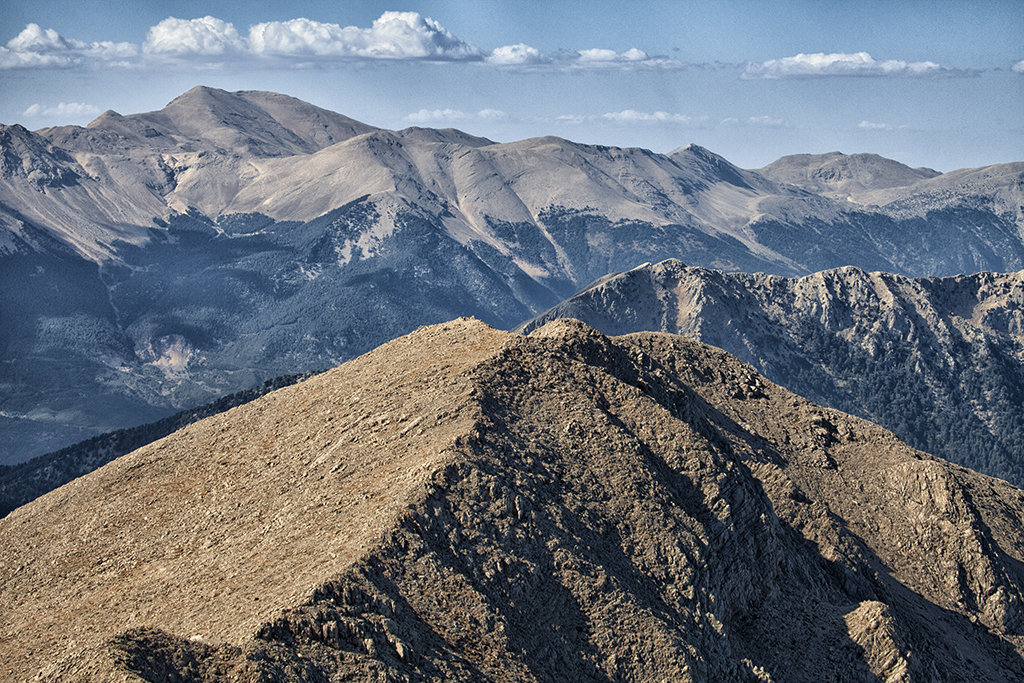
left=1013, top=60, right=1024, bottom=73
left=247, top=13, right=481, bottom=60
left=0, top=17, right=978, bottom=80
left=0, top=13, right=681, bottom=72
left=744, top=52, right=974, bottom=78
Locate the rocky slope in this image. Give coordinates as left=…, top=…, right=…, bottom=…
left=520, top=261, right=1024, bottom=487
left=1, top=318, right=1023, bottom=681
left=0, top=371, right=311, bottom=517
left=2, top=86, right=1023, bottom=465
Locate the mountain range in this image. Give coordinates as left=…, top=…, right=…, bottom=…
left=2, top=319, right=1022, bottom=681
left=521, top=261, right=1024, bottom=487
left=3, top=86, right=1023, bottom=466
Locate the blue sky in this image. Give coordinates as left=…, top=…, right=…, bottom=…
left=1, top=0, right=1021, bottom=170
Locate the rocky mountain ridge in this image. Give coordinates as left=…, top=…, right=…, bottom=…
left=2, top=318, right=1022, bottom=681
left=2, top=85, right=1023, bottom=465
left=521, top=260, right=1024, bottom=487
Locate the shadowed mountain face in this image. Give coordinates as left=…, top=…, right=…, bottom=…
left=2, top=319, right=1023, bottom=681
left=520, top=260, right=1024, bottom=487
left=2, top=86, right=1023, bottom=464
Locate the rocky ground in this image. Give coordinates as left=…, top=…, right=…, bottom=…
left=1, top=318, right=1022, bottom=681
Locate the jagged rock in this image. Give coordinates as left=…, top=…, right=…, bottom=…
left=520, top=260, right=1024, bottom=487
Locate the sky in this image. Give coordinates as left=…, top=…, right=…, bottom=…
left=1, top=0, right=1021, bottom=171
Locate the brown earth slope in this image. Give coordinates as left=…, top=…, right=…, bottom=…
left=1, top=318, right=1023, bottom=681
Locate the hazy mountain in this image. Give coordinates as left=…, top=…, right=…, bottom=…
left=520, top=260, right=1024, bottom=486
left=2, top=86, right=1023, bottom=464
left=758, top=151, right=941, bottom=201
left=2, top=319, right=1022, bottom=681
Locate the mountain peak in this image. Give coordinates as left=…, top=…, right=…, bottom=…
left=668, top=142, right=763, bottom=190
left=3, top=318, right=1023, bottom=680
left=759, top=151, right=942, bottom=200
left=75, top=86, right=378, bottom=157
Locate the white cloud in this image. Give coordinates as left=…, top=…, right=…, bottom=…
left=405, top=108, right=512, bottom=124
left=602, top=110, right=703, bottom=125
left=562, top=48, right=683, bottom=71
left=405, top=108, right=467, bottom=123
left=23, top=101, right=101, bottom=118
left=744, top=51, right=972, bottom=78
left=477, top=108, right=508, bottom=120
left=720, top=115, right=787, bottom=128
left=1, top=23, right=136, bottom=69
left=248, top=12, right=480, bottom=60
left=487, top=44, right=684, bottom=71
left=858, top=120, right=892, bottom=130
left=486, top=43, right=547, bottom=66
left=0, top=46, right=73, bottom=69
left=144, top=16, right=244, bottom=56
left=8, top=23, right=73, bottom=52
left=1013, top=60, right=1024, bottom=73
left=0, top=13, right=682, bottom=72
left=557, top=110, right=707, bottom=126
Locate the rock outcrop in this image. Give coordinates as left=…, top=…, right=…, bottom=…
left=520, top=260, right=1024, bottom=487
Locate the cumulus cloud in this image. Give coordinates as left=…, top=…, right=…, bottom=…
left=23, top=102, right=101, bottom=118
left=486, top=43, right=548, bottom=66
left=744, top=51, right=973, bottom=78
left=0, top=23, right=136, bottom=69
left=8, top=23, right=73, bottom=52
left=569, top=48, right=683, bottom=70
left=248, top=13, right=481, bottom=60
left=144, top=16, right=245, bottom=56
left=1013, top=60, right=1024, bottom=73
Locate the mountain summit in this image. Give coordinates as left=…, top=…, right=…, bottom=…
left=2, top=319, right=1022, bottom=680
left=53, top=85, right=379, bottom=157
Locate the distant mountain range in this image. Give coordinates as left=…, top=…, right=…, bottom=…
left=521, top=261, right=1024, bottom=487
left=3, top=319, right=1023, bottom=680
left=2, top=86, right=1023, bottom=464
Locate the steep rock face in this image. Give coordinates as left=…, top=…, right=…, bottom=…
left=1, top=319, right=1022, bottom=681
left=520, top=261, right=1024, bottom=486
